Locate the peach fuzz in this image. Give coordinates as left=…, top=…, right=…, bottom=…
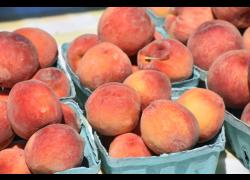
left=124, top=70, right=171, bottom=110
left=0, top=101, right=15, bottom=150
left=187, top=20, right=243, bottom=71
left=25, top=124, right=84, bottom=174
left=61, top=103, right=81, bottom=133
left=109, top=133, right=152, bottom=158
left=140, top=100, right=199, bottom=155
left=241, top=103, right=250, bottom=126
left=33, top=67, right=71, bottom=98
left=98, top=7, right=155, bottom=56
left=0, top=31, right=39, bottom=88
left=0, top=148, right=31, bottom=174
left=243, top=27, right=250, bottom=50
left=7, top=80, right=63, bottom=140
left=76, top=42, right=132, bottom=90
left=137, top=38, right=193, bottom=82
left=164, top=7, right=214, bottom=44
left=212, top=7, right=250, bottom=29
left=207, top=50, right=250, bottom=109
left=85, top=82, right=141, bottom=136
left=67, top=34, right=99, bottom=72
left=15, top=27, right=58, bottom=68
left=177, top=88, right=225, bottom=143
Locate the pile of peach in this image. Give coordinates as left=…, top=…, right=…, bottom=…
left=64, top=7, right=228, bottom=159
left=0, top=28, right=84, bottom=174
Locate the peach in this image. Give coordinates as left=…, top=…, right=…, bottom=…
left=61, top=103, right=81, bottom=133
left=8, top=140, right=27, bottom=150
left=124, top=70, right=171, bottom=109
left=25, top=124, right=84, bottom=174
left=177, top=88, right=225, bottom=143
left=137, top=39, right=193, bottom=82
left=32, top=67, right=71, bottom=98
left=187, top=20, right=243, bottom=71
left=0, top=31, right=39, bottom=88
left=141, top=100, right=199, bottom=154
left=241, top=103, right=250, bottom=125
left=7, top=80, right=63, bottom=140
left=148, top=7, right=173, bottom=17
left=0, top=101, right=15, bottom=150
left=0, top=89, right=9, bottom=102
left=243, top=27, right=250, bottom=50
left=207, top=50, right=250, bottom=109
left=15, top=27, right=58, bottom=68
left=76, top=42, right=132, bottom=90
left=109, top=133, right=152, bottom=158
left=164, top=7, right=214, bottom=44
left=85, top=82, right=141, bottom=136
left=98, top=7, right=155, bottom=56
left=67, top=34, right=99, bottom=73
left=0, top=148, right=31, bottom=174
left=212, top=7, right=250, bottom=29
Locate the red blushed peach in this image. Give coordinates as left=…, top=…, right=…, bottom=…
left=0, top=31, right=39, bottom=88
left=7, top=80, right=63, bottom=140
left=124, top=70, right=171, bottom=110
left=177, top=88, right=225, bottom=143
left=243, top=27, right=250, bottom=50
left=67, top=34, right=99, bottom=73
left=164, top=7, right=214, bottom=44
left=85, top=82, right=141, bottom=136
left=0, top=148, right=31, bottom=174
left=109, top=133, right=152, bottom=158
left=32, top=67, right=71, bottom=98
left=241, top=103, right=250, bottom=125
left=137, top=39, right=193, bottom=82
left=61, top=103, right=81, bottom=133
left=98, top=7, right=155, bottom=56
left=25, top=124, right=84, bottom=174
left=140, top=100, right=199, bottom=155
left=76, top=42, right=132, bottom=90
left=187, top=20, right=243, bottom=71
left=148, top=7, right=173, bottom=17
left=0, top=101, right=15, bottom=150
left=15, top=27, right=58, bottom=68
left=207, top=50, right=250, bottom=109
left=0, top=89, right=9, bottom=102
left=212, top=7, right=250, bottom=29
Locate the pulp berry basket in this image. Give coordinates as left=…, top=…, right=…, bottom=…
left=61, top=43, right=200, bottom=108
left=94, top=127, right=225, bottom=174
left=56, top=99, right=101, bottom=174
left=224, top=111, right=250, bottom=170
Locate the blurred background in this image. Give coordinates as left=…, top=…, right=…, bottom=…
left=0, top=7, right=104, bottom=21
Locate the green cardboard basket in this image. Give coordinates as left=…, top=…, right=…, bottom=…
left=56, top=99, right=101, bottom=174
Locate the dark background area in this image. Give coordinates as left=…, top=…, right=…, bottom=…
left=0, top=7, right=104, bottom=21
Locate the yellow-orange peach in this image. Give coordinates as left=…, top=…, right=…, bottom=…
left=15, top=27, right=58, bottom=68
left=137, top=39, right=193, bottom=82
left=67, top=34, right=99, bottom=72
left=0, top=31, right=39, bottom=88
left=7, top=80, right=63, bottom=140
left=207, top=50, right=250, bottom=109
left=33, top=67, right=71, bottom=98
left=98, top=7, right=155, bottom=56
left=164, top=7, right=214, bottom=44
left=141, top=100, right=199, bottom=154
left=85, top=82, right=141, bottom=136
left=0, top=101, right=15, bottom=150
left=0, top=148, right=31, bottom=174
left=109, top=133, right=152, bottom=158
left=76, top=42, right=132, bottom=90
left=177, top=88, right=225, bottom=143
left=187, top=20, right=243, bottom=70
left=25, top=124, right=84, bottom=174
left=124, top=70, right=171, bottom=109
